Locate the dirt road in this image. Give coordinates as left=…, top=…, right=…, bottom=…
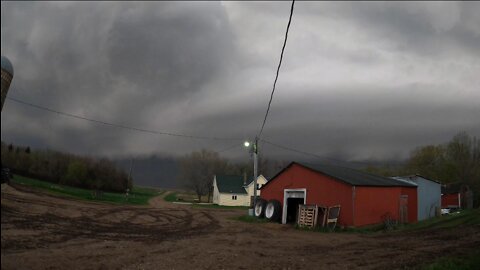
left=2, top=184, right=479, bottom=269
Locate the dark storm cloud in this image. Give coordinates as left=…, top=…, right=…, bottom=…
left=304, top=1, right=480, bottom=58
left=1, top=1, right=237, bottom=156
left=1, top=1, right=479, bottom=161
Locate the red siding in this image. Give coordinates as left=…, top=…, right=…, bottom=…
left=261, top=163, right=418, bottom=227
left=260, top=164, right=354, bottom=226
left=402, top=187, right=418, bottom=224
left=353, top=187, right=416, bottom=226
left=442, top=193, right=460, bottom=208
left=354, top=187, right=400, bottom=226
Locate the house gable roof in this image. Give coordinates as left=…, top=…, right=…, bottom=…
left=262, top=162, right=417, bottom=188
left=215, top=175, right=248, bottom=194
left=244, top=175, right=268, bottom=188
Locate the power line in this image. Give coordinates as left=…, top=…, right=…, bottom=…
left=6, top=96, right=243, bottom=142
left=261, top=138, right=332, bottom=161
left=217, top=142, right=242, bottom=153
left=261, top=138, right=404, bottom=167
left=257, top=0, right=295, bottom=139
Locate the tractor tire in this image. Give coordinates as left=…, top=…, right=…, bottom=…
left=265, top=199, right=282, bottom=222
left=254, top=198, right=267, bottom=218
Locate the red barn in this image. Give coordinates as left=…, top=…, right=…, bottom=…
left=441, top=183, right=473, bottom=209
left=260, top=162, right=418, bottom=227
left=441, top=193, right=461, bottom=209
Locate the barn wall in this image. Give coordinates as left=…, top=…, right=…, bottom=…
left=401, top=187, right=418, bottom=223
left=416, top=179, right=440, bottom=220
left=260, top=164, right=354, bottom=226
left=352, top=186, right=417, bottom=226
left=354, top=187, right=401, bottom=226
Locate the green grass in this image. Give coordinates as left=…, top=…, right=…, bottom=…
left=192, top=204, right=250, bottom=210
left=10, top=174, right=161, bottom=205
left=397, top=209, right=480, bottom=232
left=420, top=251, right=480, bottom=270
left=162, top=191, right=212, bottom=203
left=347, top=209, right=480, bottom=233
left=294, top=209, right=480, bottom=234
left=230, top=215, right=269, bottom=223
left=163, top=192, right=178, bottom=202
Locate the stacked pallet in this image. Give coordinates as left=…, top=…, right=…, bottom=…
left=297, top=204, right=341, bottom=229
left=297, top=205, right=318, bottom=228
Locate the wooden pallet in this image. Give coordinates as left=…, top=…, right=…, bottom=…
left=297, top=205, right=319, bottom=228
left=297, top=204, right=341, bottom=229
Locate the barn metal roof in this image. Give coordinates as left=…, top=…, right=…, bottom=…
left=391, top=175, right=441, bottom=184
left=215, top=175, right=250, bottom=194
left=265, top=162, right=417, bottom=187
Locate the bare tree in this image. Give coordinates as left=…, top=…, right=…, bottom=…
left=178, top=149, right=228, bottom=202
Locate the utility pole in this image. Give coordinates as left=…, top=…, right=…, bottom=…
left=253, top=137, right=258, bottom=205
left=128, top=158, right=134, bottom=183
left=244, top=138, right=259, bottom=212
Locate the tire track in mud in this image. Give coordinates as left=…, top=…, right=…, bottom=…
left=1, top=187, right=221, bottom=253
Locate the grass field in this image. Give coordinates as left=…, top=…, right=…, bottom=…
left=163, top=192, right=250, bottom=210
left=420, top=250, right=480, bottom=270
left=162, top=190, right=212, bottom=203
left=398, top=209, right=480, bottom=232
left=10, top=174, right=162, bottom=205
left=163, top=192, right=178, bottom=202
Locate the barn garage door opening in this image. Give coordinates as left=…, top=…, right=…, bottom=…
left=286, top=198, right=304, bottom=223
left=282, top=189, right=306, bottom=224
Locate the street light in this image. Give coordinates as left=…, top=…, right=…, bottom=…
left=244, top=138, right=258, bottom=214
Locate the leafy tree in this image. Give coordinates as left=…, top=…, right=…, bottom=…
left=1, top=142, right=130, bottom=192
left=63, top=161, right=88, bottom=187
left=444, top=132, right=479, bottom=184
left=405, top=145, right=446, bottom=181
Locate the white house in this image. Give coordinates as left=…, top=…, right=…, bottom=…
left=212, top=175, right=268, bottom=207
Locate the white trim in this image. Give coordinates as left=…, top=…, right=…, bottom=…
left=282, top=188, right=307, bottom=224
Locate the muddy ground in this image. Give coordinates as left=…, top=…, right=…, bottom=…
left=2, top=184, right=479, bottom=270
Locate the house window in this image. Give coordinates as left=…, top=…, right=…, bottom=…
left=232, top=195, right=237, bottom=200
left=257, top=184, right=262, bottom=189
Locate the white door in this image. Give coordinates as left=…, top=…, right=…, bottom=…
left=282, top=189, right=306, bottom=224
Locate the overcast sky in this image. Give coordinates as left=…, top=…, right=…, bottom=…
left=1, top=1, right=479, bottom=162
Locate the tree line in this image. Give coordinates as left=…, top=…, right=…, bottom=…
left=179, top=132, right=479, bottom=205
left=364, top=132, right=480, bottom=206
left=1, top=142, right=131, bottom=192
left=177, top=149, right=288, bottom=202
